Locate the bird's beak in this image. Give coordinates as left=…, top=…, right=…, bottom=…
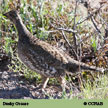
left=3, top=12, right=9, bottom=18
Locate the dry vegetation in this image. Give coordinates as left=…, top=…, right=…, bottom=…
left=0, top=0, right=108, bottom=99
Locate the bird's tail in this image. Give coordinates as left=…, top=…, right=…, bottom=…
left=64, top=59, right=104, bottom=73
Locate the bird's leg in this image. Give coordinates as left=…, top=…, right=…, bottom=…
left=41, top=76, right=49, bottom=90
left=58, top=76, right=70, bottom=92
left=58, top=76, right=67, bottom=92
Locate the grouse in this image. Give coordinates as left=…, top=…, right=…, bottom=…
left=3, top=10, right=104, bottom=90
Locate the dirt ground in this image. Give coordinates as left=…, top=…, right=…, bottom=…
left=0, top=58, right=59, bottom=99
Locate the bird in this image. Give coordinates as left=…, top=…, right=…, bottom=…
left=3, top=10, right=105, bottom=91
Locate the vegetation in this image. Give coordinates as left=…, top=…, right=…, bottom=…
left=0, top=0, right=108, bottom=99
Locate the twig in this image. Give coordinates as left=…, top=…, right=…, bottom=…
left=61, top=30, right=79, bottom=60
left=50, top=23, right=78, bottom=59
left=0, top=30, right=11, bottom=35
left=89, top=12, right=101, bottom=34
left=72, top=0, right=78, bottom=55
left=76, top=12, right=94, bottom=26
left=50, top=23, right=77, bottom=33
left=77, top=34, right=91, bottom=46
left=99, top=13, right=108, bottom=28
left=76, top=5, right=103, bottom=26
left=61, top=30, right=71, bottom=47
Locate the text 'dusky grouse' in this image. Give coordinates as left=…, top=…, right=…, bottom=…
left=3, top=10, right=105, bottom=90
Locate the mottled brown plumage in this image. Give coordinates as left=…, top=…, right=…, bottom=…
left=3, top=10, right=104, bottom=90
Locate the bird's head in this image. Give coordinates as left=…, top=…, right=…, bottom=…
left=3, top=10, right=20, bottom=23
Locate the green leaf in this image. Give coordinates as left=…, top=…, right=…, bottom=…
left=91, top=37, right=97, bottom=52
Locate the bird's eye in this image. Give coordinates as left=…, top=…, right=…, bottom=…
left=10, top=14, right=15, bottom=17
left=9, top=13, right=13, bottom=16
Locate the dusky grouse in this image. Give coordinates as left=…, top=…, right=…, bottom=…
left=3, top=10, right=104, bottom=90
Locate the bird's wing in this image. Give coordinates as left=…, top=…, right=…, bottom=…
left=29, top=39, right=68, bottom=67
